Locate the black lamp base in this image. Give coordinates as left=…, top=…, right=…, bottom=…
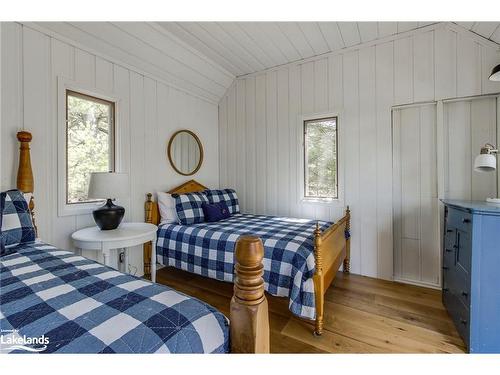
left=93, top=199, right=125, bottom=230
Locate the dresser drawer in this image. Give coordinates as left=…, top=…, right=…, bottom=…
left=443, top=288, right=470, bottom=347
left=456, top=229, right=472, bottom=274
left=454, top=266, right=471, bottom=308
left=448, top=207, right=472, bottom=234
left=444, top=227, right=456, bottom=252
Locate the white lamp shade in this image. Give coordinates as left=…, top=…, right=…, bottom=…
left=88, top=172, right=129, bottom=200
left=489, top=64, right=500, bottom=81
left=474, top=153, right=497, bottom=173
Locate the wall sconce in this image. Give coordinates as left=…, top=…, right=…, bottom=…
left=474, top=144, right=499, bottom=204
left=489, top=64, right=500, bottom=81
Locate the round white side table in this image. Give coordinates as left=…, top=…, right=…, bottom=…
left=71, top=222, right=158, bottom=282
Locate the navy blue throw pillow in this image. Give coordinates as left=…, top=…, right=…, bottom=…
left=202, top=202, right=231, bottom=223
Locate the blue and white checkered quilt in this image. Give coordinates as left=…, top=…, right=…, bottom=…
left=0, top=241, right=229, bottom=353
left=157, top=213, right=333, bottom=320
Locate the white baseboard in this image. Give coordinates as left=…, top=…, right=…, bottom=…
left=393, top=277, right=441, bottom=290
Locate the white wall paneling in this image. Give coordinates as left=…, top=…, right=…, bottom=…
left=443, top=96, right=498, bottom=201
left=218, top=23, right=500, bottom=281
left=27, top=22, right=233, bottom=104
left=1, top=22, right=219, bottom=275
left=392, top=104, right=439, bottom=287
left=498, top=97, right=500, bottom=197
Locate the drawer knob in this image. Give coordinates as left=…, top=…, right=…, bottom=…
left=442, top=266, right=449, bottom=270
left=445, top=248, right=453, bottom=253
left=461, top=319, right=467, bottom=325
left=462, top=218, right=470, bottom=224
left=443, top=288, right=449, bottom=292
left=453, top=245, right=458, bottom=249
left=461, top=291, right=468, bottom=297
left=447, top=229, right=453, bottom=233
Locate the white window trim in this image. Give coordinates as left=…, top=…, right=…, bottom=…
left=297, top=110, right=345, bottom=207
left=57, top=76, right=122, bottom=217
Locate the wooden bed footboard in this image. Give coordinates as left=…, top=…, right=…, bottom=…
left=230, top=236, right=270, bottom=353
left=144, top=191, right=270, bottom=353
left=313, top=206, right=351, bottom=335
left=144, top=182, right=351, bottom=338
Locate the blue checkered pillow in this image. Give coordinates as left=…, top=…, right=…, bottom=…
left=1, top=189, right=36, bottom=251
left=0, top=192, right=4, bottom=255
left=204, top=189, right=240, bottom=214
left=172, top=192, right=209, bottom=225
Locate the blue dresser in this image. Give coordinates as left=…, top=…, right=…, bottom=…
left=441, top=200, right=500, bottom=353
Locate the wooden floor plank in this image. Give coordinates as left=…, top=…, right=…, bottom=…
left=326, top=286, right=460, bottom=337
left=156, top=267, right=465, bottom=353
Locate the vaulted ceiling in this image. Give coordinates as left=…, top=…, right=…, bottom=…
left=158, top=22, right=438, bottom=77
left=33, top=22, right=500, bottom=104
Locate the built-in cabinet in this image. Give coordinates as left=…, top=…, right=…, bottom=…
left=442, top=200, right=500, bottom=353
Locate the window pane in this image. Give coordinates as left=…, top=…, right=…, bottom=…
left=66, top=91, right=114, bottom=204
left=304, top=117, right=337, bottom=199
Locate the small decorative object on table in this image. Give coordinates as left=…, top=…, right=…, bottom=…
left=474, top=143, right=499, bottom=204
left=88, top=172, right=129, bottom=229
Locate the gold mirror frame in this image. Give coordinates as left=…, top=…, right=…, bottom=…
left=167, top=130, right=204, bottom=176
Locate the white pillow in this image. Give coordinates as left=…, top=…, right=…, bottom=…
left=157, top=191, right=179, bottom=224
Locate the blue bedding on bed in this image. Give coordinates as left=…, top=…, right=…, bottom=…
left=0, top=241, right=229, bottom=354
left=157, top=213, right=337, bottom=320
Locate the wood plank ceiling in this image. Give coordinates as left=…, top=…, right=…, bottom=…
left=35, top=22, right=500, bottom=103
left=158, top=22, right=439, bottom=77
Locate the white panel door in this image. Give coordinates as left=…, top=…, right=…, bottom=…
left=393, top=103, right=440, bottom=287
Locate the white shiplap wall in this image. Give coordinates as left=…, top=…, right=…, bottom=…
left=0, top=22, right=219, bottom=275
left=218, top=23, right=500, bottom=281
left=444, top=97, right=498, bottom=201
left=393, top=104, right=440, bottom=286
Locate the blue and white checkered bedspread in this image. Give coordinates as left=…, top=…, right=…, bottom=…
left=0, top=241, right=229, bottom=353
left=157, top=213, right=333, bottom=320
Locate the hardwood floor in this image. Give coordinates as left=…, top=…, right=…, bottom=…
left=156, top=267, right=466, bottom=353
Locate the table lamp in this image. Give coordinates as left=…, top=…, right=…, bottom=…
left=474, top=143, right=499, bottom=204
left=88, top=172, right=129, bottom=230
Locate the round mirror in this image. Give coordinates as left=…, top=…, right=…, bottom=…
left=167, top=130, right=204, bottom=176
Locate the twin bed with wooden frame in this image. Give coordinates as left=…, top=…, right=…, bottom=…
left=3, top=131, right=269, bottom=353
left=144, top=180, right=351, bottom=335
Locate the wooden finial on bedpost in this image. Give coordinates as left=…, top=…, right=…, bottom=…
left=313, top=222, right=324, bottom=335
left=230, top=236, right=270, bottom=353
left=17, top=131, right=34, bottom=192
left=343, top=206, right=351, bottom=274
left=17, top=131, right=37, bottom=236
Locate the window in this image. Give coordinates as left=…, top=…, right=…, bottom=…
left=304, top=116, right=338, bottom=199
left=66, top=90, right=115, bottom=204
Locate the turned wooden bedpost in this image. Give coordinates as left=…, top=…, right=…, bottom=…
left=230, top=236, right=270, bottom=353
left=144, top=193, right=154, bottom=279
left=343, top=206, right=351, bottom=274
left=16, top=131, right=37, bottom=236
left=313, top=222, right=324, bottom=335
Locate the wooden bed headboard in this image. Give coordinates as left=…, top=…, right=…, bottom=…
left=16, top=131, right=38, bottom=236
left=143, top=179, right=208, bottom=276
left=144, top=179, right=208, bottom=227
